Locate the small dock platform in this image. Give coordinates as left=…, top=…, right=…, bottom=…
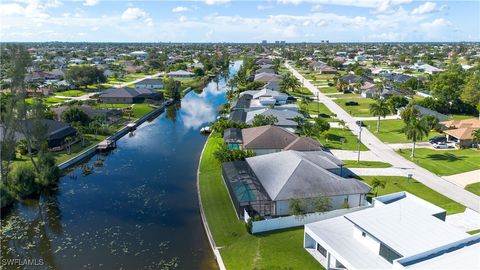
left=98, top=139, right=116, bottom=150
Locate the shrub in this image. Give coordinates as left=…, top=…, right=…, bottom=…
left=8, top=164, right=37, bottom=198
left=246, top=215, right=264, bottom=234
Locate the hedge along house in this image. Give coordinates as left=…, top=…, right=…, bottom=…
left=222, top=150, right=370, bottom=218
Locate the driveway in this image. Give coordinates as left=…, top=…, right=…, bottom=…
left=347, top=167, right=408, bottom=177
left=286, top=62, right=480, bottom=213
left=330, top=150, right=382, bottom=161
left=442, top=170, right=480, bottom=188
left=386, top=142, right=434, bottom=150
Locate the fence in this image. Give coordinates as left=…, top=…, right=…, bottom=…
left=249, top=205, right=371, bottom=234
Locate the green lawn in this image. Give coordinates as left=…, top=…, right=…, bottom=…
left=317, top=86, right=338, bottom=94
left=95, top=103, right=131, bottom=109
left=467, top=229, right=480, bottom=235
left=465, top=182, right=480, bottom=196
left=398, top=148, right=480, bottom=176
left=364, top=119, right=442, bottom=143
left=285, top=87, right=314, bottom=97
left=54, top=90, right=87, bottom=97
left=132, top=104, right=155, bottom=118
left=299, top=101, right=334, bottom=118
left=361, top=176, right=465, bottom=215
left=318, top=128, right=368, bottom=151
left=343, top=160, right=392, bottom=168
left=334, top=97, right=379, bottom=117
left=199, top=135, right=322, bottom=270
left=54, top=134, right=107, bottom=164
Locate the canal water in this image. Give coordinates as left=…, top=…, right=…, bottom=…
left=1, top=61, right=242, bottom=270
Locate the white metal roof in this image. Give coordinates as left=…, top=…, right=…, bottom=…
left=345, top=198, right=468, bottom=256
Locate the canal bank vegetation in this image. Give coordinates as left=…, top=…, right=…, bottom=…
left=198, top=134, right=321, bottom=269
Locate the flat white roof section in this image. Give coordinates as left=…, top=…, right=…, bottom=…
left=306, top=217, right=392, bottom=270
left=396, top=234, right=480, bottom=270
left=345, top=198, right=468, bottom=256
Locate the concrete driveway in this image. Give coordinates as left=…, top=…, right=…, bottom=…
left=330, top=150, right=382, bottom=161
left=442, top=170, right=480, bottom=188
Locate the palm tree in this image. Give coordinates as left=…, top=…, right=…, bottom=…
left=369, top=99, right=390, bottom=132
left=353, top=81, right=363, bottom=93
left=89, top=120, right=101, bottom=136
left=371, top=178, right=386, bottom=197
left=472, top=129, right=480, bottom=150
left=336, top=80, right=347, bottom=93
left=64, top=137, right=73, bottom=154
left=404, top=117, right=430, bottom=159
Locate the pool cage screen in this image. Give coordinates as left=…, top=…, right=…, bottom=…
left=222, top=161, right=273, bottom=218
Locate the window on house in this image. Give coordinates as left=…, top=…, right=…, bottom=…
left=379, top=243, right=402, bottom=263
left=316, top=243, right=327, bottom=257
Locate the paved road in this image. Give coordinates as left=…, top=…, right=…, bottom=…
left=347, top=167, right=410, bottom=177
left=330, top=150, right=382, bottom=161
left=286, top=62, right=480, bottom=212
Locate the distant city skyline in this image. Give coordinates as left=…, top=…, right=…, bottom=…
left=1, top=0, right=478, bottom=42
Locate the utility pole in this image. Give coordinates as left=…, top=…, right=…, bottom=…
left=356, top=121, right=363, bottom=163
left=317, top=92, right=319, bottom=114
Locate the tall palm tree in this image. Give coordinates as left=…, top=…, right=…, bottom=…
left=404, top=118, right=430, bottom=159
left=369, top=99, right=390, bottom=132
left=64, top=137, right=73, bottom=155
left=353, top=81, right=363, bottom=94
left=371, top=178, right=386, bottom=197
left=472, top=129, right=480, bottom=150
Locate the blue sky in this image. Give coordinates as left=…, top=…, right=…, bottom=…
left=1, top=0, right=478, bottom=42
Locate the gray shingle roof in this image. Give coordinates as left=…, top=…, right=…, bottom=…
left=242, top=125, right=297, bottom=149
left=246, top=150, right=369, bottom=201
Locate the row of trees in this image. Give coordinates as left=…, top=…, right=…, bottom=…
left=1, top=47, right=60, bottom=207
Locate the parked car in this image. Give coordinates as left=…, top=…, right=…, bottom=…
left=433, top=142, right=453, bottom=149
left=318, top=113, right=331, bottom=118
left=345, top=101, right=359, bottom=106
left=429, top=136, right=447, bottom=144
left=328, top=82, right=334, bottom=87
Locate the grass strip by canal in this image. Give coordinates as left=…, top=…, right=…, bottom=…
left=198, top=133, right=322, bottom=270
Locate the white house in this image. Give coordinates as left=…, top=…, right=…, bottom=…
left=167, top=70, right=194, bottom=78
left=130, top=51, right=148, bottom=60
left=304, top=192, right=480, bottom=270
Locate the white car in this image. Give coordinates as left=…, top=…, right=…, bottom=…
left=433, top=142, right=453, bottom=149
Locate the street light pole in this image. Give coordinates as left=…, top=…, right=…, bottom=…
left=357, top=121, right=363, bottom=163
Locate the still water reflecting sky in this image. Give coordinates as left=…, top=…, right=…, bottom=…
left=1, top=60, right=242, bottom=270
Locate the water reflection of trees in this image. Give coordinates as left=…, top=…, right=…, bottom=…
left=1, top=188, right=62, bottom=270
left=165, top=102, right=181, bottom=123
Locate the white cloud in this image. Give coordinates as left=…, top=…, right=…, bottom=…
left=277, top=0, right=303, bottom=4
left=205, top=0, right=230, bottom=5
left=45, top=0, right=62, bottom=8
left=0, top=1, right=50, bottom=19
left=421, top=18, right=451, bottom=29
left=172, top=6, right=190, bottom=12
left=411, top=2, right=438, bottom=15
left=311, top=5, right=322, bottom=11
left=83, top=0, right=99, bottom=6
left=121, top=7, right=147, bottom=20
left=257, top=5, right=273, bottom=10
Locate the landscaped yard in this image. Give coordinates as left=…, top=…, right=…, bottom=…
left=54, top=90, right=88, bottom=97
left=318, top=128, right=368, bottom=151
left=334, top=97, right=379, bottom=117
left=317, top=86, right=338, bottom=94
left=465, top=182, right=480, bottom=196
left=285, top=86, right=314, bottom=97
left=199, top=135, right=321, bottom=269
left=299, top=101, right=334, bottom=118
left=397, top=148, right=480, bottom=176
left=342, top=160, right=392, bottom=168
left=361, top=176, right=465, bottom=215
left=54, top=134, right=107, bottom=164
left=132, top=104, right=155, bottom=118
left=364, top=119, right=442, bottom=143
